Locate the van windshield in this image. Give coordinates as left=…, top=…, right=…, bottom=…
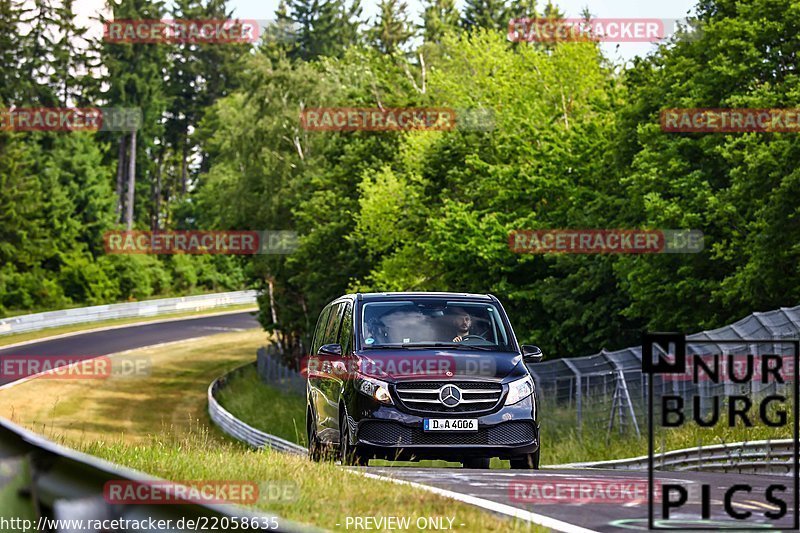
left=360, top=300, right=514, bottom=351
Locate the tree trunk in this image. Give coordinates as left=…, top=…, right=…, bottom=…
left=116, top=135, right=126, bottom=221
left=268, top=277, right=284, bottom=354
left=181, top=138, right=188, bottom=195
left=125, top=129, right=136, bottom=230
left=152, top=150, right=163, bottom=231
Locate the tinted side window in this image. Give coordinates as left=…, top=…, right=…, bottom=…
left=311, top=305, right=332, bottom=354
left=338, top=302, right=354, bottom=353
left=322, top=302, right=345, bottom=345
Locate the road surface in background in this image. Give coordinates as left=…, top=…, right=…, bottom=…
left=0, top=311, right=260, bottom=386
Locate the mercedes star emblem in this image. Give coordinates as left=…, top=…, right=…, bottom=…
left=438, top=384, right=462, bottom=407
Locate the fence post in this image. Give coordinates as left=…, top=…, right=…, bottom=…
left=600, top=353, right=641, bottom=438
left=563, top=360, right=582, bottom=439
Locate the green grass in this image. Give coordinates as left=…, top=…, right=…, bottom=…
left=79, top=424, right=542, bottom=532
left=216, top=366, right=308, bottom=447
left=0, top=303, right=257, bottom=348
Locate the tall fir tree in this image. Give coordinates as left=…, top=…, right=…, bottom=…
left=19, top=0, right=59, bottom=105
left=370, top=0, right=414, bottom=54
left=461, top=0, right=509, bottom=33
left=420, top=0, right=459, bottom=44
left=51, top=0, right=91, bottom=105
left=280, top=0, right=362, bottom=60
left=92, top=0, right=169, bottom=229
left=506, top=0, right=538, bottom=20
left=0, top=0, right=28, bottom=104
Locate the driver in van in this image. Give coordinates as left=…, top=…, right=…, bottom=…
left=447, top=307, right=473, bottom=342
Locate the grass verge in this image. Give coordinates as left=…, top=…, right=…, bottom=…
left=0, top=303, right=257, bottom=348
left=0, top=331, right=544, bottom=532
left=81, top=426, right=539, bottom=532
left=216, top=365, right=308, bottom=447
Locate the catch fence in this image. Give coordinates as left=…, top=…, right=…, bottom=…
left=531, top=305, right=800, bottom=440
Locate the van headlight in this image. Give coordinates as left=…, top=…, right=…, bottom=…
left=357, top=375, right=393, bottom=404
left=505, top=375, right=533, bottom=405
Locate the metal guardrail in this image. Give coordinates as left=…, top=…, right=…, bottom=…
left=559, top=439, right=796, bottom=475
left=0, top=290, right=258, bottom=336
left=208, top=364, right=307, bottom=456
left=0, top=416, right=309, bottom=532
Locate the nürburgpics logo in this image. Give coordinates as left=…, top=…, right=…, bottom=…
left=643, top=333, right=799, bottom=530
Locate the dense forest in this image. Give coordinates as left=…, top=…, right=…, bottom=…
left=2, top=0, right=799, bottom=360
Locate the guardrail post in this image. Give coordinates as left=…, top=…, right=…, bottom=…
left=563, top=360, right=582, bottom=439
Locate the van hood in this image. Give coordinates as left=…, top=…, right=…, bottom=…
left=352, top=349, right=524, bottom=382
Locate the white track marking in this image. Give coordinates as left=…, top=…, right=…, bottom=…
left=350, top=469, right=600, bottom=533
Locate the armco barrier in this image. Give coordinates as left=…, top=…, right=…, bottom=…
left=0, top=416, right=312, bottom=532
left=0, top=290, right=258, bottom=336
left=209, top=363, right=307, bottom=456
left=559, top=439, right=796, bottom=475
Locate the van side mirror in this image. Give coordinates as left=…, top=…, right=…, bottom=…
left=522, top=345, right=543, bottom=363
left=318, top=343, right=342, bottom=356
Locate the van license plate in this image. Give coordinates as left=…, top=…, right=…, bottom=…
left=423, top=419, right=478, bottom=432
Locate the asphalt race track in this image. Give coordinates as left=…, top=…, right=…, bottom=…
left=367, top=466, right=796, bottom=531
left=2, top=314, right=796, bottom=532
left=0, top=311, right=259, bottom=386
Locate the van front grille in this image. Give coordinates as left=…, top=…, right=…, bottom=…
left=394, top=381, right=503, bottom=413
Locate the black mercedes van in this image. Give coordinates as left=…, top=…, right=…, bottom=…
left=304, top=292, right=542, bottom=468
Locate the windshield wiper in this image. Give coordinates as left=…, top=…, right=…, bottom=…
left=362, top=344, right=402, bottom=349
left=401, top=342, right=494, bottom=351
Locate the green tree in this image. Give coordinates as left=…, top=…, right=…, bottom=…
left=93, top=0, right=169, bottom=229
left=280, top=0, right=362, bottom=60
left=370, top=0, right=414, bottom=54
left=612, top=0, right=800, bottom=333
left=461, top=0, right=508, bottom=33
left=420, top=0, right=459, bottom=44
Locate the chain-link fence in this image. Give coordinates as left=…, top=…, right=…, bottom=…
left=257, top=346, right=305, bottom=395
left=531, top=305, right=800, bottom=442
